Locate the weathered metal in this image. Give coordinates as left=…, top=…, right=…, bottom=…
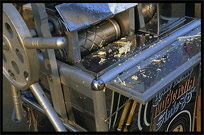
left=3, top=3, right=40, bottom=90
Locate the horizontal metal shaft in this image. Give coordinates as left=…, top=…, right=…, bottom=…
left=11, top=85, right=24, bottom=121
left=29, top=82, right=67, bottom=132
left=24, top=37, right=67, bottom=49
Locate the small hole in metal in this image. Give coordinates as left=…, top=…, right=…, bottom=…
left=24, top=71, right=29, bottom=81
left=8, top=70, right=16, bottom=80
left=11, top=61, right=20, bottom=74
left=5, top=23, right=14, bottom=38
left=15, top=49, right=24, bottom=63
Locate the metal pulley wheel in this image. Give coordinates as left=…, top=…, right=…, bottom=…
left=3, top=3, right=40, bottom=90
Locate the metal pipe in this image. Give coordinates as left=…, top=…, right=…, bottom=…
left=108, top=91, right=115, bottom=129
left=22, top=96, right=45, bottom=113
left=99, top=19, right=200, bottom=83
left=112, top=94, right=121, bottom=127
left=11, top=85, right=24, bottom=121
left=21, top=96, right=80, bottom=132
left=92, top=90, right=108, bottom=131
left=24, top=37, right=67, bottom=49
left=29, top=82, right=67, bottom=132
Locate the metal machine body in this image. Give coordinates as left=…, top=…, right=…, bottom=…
left=3, top=3, right=201, bottom=132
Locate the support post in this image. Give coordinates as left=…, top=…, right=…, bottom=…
left=11, top=85, right=24, bottom=121
left=129, top=7, right=136, bottom=35
left=30, top=82, right=67, bottom=132
left=92, top=90, right=108, bottom=131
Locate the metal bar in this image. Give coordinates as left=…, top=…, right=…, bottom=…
left=11, top=85, right=24, bottom=121
left=129, top=7, right=135, bottom=35
left=92, top=90, right=108, bottom=131
left=62, top=85, right=75, bottom=122
left=31, top=3, right=68, bottom=121
left=21, top=96, right=81, bottom=132
left=108, top=91, right=115, bottom=129
left=137, top=4, right=145, bottom=29
left=22, top=96, right=45, bottom=113
left=112, top=93, right=121, bottom=127
left=100, top=19, right=200, bottom=84
left=157, top=3, right=160, bottom=35
left=105, top=97, right=132, bottom=123
left=65, top=31, right=81, bottom=64
left=24, top=37, right=67, bottom=49
left=29, top=82, right=67, bottom=132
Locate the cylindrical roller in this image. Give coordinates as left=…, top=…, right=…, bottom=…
left=11, top=85, right=24, bottom=121
left=78, top=19, right=121, bottom=52
left=24, top=37, right=67, bottom=49
left=114, top=10, right=130, bottom=37
left=29, top=82, right=67, bottom=132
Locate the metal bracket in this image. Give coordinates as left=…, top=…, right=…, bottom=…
left=31, top=3, right=68, bottom=122
left=129, top=7, right=136, bottom=35
left=65, top=31, right=81, bottom=64
left=137, top=4, right=145, bottom=29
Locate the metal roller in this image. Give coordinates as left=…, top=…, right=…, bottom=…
left=78, top=18, right=121, bottom=52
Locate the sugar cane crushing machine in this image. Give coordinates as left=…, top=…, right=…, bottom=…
left=3, top=3, right=201, bottom=132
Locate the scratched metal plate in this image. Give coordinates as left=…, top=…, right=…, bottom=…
left=55, top=3, right=137, bottom=31
left=105, top=19, right=201, bottom=103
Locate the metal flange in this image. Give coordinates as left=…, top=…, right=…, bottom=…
left=3, top=3, right=40, bottom=90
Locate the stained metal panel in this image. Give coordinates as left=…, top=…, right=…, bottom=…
left=55, top=3, right=137, bottom=31
left=104, top=19, right=201, bottom=103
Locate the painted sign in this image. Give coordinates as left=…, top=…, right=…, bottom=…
left=150, top=64, right=200, bottom=131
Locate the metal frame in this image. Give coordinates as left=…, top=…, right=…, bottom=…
left=31, top=3, right=68, bottom=122
left=3, top=3, right=201, bottom=132
left=36, top=18, right=201, bottom=131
